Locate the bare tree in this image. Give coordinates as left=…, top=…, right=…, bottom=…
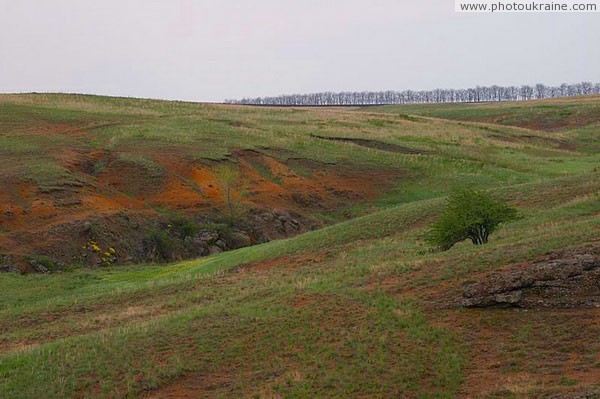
left=225, top=81, right=598, bottom=106
left=535, top=84, right=547, bottom=99
left=213, top=164, right=246, bottom=220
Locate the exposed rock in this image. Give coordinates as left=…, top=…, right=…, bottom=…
left=0, top=264, right=17, bottom=273
left=245, top=208, right=320, bottom=242
left=462, top=249, right=600, bottom=308
left=260, top=212, right=275, bottom=222
left=229, top=232, right=252, bottom=248
left=195, top=230, right=219, bottom=244
left=208, top=245, right=223, bottom=255
left=1, top=206, right=321, bottom=272
left=214, top=239, right=228, bottom=250
left=28, top=260, right=49, bottom=274
left=0, top=255, right=20, bottom=273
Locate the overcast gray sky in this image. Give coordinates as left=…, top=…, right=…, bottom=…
left=0, top=0, right=598, bottom=102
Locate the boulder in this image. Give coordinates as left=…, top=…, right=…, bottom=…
left=229, top=232, right=252, bottom=248
left=0, top=255, right=20, bottom=273
left=462, top=250, right=600, bottom=308
left=208, top=245, right=223, bottom=255
left=29, top=260, right=49, bottom=274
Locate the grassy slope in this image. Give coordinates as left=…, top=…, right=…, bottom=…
left=0, top=95, right=599, bottom=398
left=364, top=95, right=600, bottom=131
left=7, top=93, right=596, bottom=266
left=1, top=94, right=597, bottom=200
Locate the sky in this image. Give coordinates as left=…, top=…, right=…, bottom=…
left=0, top=0, right=599, bottom=102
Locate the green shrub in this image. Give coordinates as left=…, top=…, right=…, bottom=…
left=427, top=189, right=518, bottom=250
left=170, top=215, right=199, bottom=238
left=144, top=229, right=177, bottom=261
left=92, top=160, right=107, bottom=176
left=200, top=222, right=233, bottom=236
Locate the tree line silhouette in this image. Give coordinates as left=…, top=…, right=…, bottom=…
left=227, top=82, right=600, bottom=106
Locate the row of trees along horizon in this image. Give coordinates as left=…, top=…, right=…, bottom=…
left=227, top=81, right=600, bottom=106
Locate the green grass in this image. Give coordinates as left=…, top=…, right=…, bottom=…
left=0, top=94, right=596, bottom=206
left=0, top=94, right=599, bottom=397
left=1, top=171, right=599, bottom=397
left=364, top=95, right=600, bottom=132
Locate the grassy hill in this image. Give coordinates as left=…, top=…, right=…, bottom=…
left=365, top=95, right=600, bottom=132
left=0, top=94, right=599, bottom=398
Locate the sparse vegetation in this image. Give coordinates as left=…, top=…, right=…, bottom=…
left=213, top=163, right=246, bottom=220
left=0, top=94, right=599, bottom=398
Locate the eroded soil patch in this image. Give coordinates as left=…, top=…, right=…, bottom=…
left=435, top=307, right=600, bottom=398
left=1, top=145, right=405, bottom=271
left=144, top=370, right=238, bottom=399
left=311, top=134, right=425, bottom=154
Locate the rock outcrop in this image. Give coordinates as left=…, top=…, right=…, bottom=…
left=462, top=249, right=600, bottom=308
left=0, top=208, right=320, bottom=273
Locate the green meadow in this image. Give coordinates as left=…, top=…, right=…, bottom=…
left=0, top=94, right=599, bottom=398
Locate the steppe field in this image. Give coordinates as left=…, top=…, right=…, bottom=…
left=1, top=94, right=600, bottom=398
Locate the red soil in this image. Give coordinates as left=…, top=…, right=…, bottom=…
left=390, top=250, right=600, bottom=397
left=0, top=143, right=404, bottom=270
left=144, top=370, right=237, bottom=399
